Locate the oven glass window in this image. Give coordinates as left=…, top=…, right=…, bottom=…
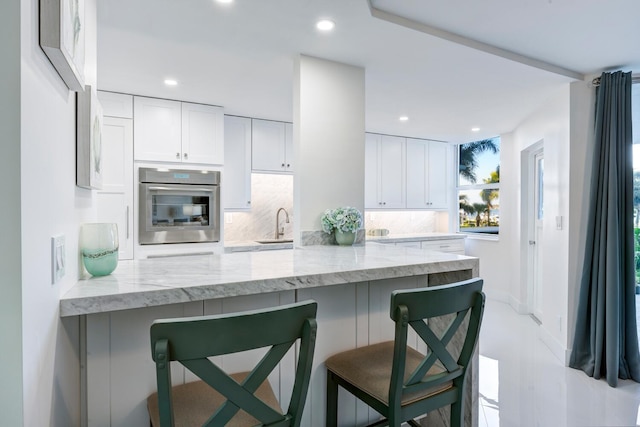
left=151, top=194, right=209, bottom=227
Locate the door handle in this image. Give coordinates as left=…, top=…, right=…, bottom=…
left=529, top=240, right=536, bottom=245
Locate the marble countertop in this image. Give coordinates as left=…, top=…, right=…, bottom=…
left=224, top=240, right=294, bottom=252
left=365, top=232, right=466, bottom=244
left=60, top=244, right=477, bottom=317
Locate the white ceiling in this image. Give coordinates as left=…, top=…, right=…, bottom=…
left=97, top=0, right=640, bottom=144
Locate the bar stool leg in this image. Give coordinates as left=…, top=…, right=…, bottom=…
left=326, top=370, right=339, bottom=427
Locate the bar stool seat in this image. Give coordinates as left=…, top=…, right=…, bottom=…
left=147, top=373, right=281, bottom=427
left=325, top=341, right=453, bottom=407
left=325, top=279, right=485, bottom=427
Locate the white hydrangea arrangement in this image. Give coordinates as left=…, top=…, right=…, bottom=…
left=321, top=207, right=363, bottom=234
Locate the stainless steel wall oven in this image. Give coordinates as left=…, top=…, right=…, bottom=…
left=139, top=168, right=220, bottom=244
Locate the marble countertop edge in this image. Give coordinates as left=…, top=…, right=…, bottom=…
left=60, top=246, right=478, bottom=317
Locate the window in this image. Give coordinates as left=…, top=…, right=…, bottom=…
left=457, top=137, right=501, bottom=235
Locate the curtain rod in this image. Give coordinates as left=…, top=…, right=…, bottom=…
left=591, top=74, right=640, bottom=87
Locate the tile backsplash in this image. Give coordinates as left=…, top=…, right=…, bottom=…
left=224, top=173, right=293, bottom=241
left=224, top=173, right=449, bottom=241
left=364, top=210, right=449, bottom=234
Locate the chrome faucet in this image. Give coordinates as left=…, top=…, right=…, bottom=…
left=275, top=208, right=290, bottom=239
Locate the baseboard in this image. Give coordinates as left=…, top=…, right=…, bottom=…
left=539, top=324, right=570, bottom=365
left=508, top=295, right=528, bottom=314
left=484, top=289, right=509, bottom=304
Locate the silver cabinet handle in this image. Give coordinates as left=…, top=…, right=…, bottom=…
left=176, top=152, right=180, bottom=159
left=281, top=163, right=285, bottom=167
left=286, top=163, right=290, bottom=168
left=126, top=206, right=130, bottom=239
left=247, top=200, right=251, bottom=205
left=184, top=153, right=188, bottom=159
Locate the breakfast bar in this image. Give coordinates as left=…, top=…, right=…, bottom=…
left=61, top=244, right=479, bottom=427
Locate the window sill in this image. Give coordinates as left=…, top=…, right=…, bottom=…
left=459, top=233, right=499, bottom=242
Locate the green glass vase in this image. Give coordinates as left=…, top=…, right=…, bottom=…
left=81, top=223, right=119, bottom=276
left=335, top=230, right=356, bottom=246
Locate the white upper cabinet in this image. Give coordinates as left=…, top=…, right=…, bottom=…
left=406, top=138, right=448, bottom=209
left=181, top=102, right=224, bottom=165
left=134, top=96, right=224, bottom=165
left=365, top=133, right=406, bottom=209
left=224, top=116, right=252, bottom=210
left=98, top=91, right=133, bottom=119
left=251, top=118, right=293, bottom=173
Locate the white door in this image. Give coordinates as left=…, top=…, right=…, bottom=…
left=532, top=151, right=544, bottom=320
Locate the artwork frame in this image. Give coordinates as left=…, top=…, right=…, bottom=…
left=77, top=85, right=103, bottom=189
left=40, top=0, right=86, bottom=92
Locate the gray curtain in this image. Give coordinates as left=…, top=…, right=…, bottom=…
left=569, top=71, right=640, bottom=387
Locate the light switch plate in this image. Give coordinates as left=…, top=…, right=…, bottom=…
left=51, top=235, right=66, bottom=285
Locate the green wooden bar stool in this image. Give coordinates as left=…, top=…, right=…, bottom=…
left=325, top=279, right=484, bottom=427
left=147, top=300, right=318, bottom=427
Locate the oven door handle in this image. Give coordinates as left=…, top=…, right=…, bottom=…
left=147, top=186, right=214, bottom=193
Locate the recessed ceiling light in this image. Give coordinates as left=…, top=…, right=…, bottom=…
left=216, top=0, right=233, bottom=3
left=399, top=116, right=409, bottom=122
left=471, top=127, right=480, bottom=132
left=316, top=19, right=335, bottom=31
left=164, top=79, right=178, bottom=86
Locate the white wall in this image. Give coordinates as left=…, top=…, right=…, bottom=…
left=511, top=87, right=571, bottom=362
left=19, top=0, right=98, bottom=424
left=476, top=81, right=593, bottom=364
left=1, top=0, right=24, bottom=424
left=293, top=55, right=365, bottom=237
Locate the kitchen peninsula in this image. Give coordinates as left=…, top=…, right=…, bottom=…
left=62, top=244, right=479, bottom=426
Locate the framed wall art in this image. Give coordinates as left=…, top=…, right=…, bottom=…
left=77, top=85, right=103, bottom=189
left=40, top=0, right=86, bottom=92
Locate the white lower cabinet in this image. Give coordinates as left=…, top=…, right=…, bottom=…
left=421, top=239, right=465, bottom=254
left=395, top=241, right=421, bottom=249
left=86, top=293, right=295, bottom=427
left=96, top=116, right=134, bottom=260
left=224, top=115, right=252, bottom=210
left=84, top=280, right=434, bottom=427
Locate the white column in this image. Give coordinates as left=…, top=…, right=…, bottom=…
left=293, top=55, right=365, bottom=242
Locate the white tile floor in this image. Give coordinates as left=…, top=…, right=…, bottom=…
left=478, top=299, right=640, bottom=427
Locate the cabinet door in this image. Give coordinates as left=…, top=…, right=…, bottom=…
left=98, top=91, right=133, bottom=119
left=284, top=122, right=293, bottom=172
left=182, top=102, right=224, bottom=165
left=96, top=117, right=134, bottom=260
left=252, top=119, right=286, bottom=173
left=421, top=239, right=465, bottom=255
left=406, top=139, right=449, bottom=209
left=224, top=116, right=252, bottom=210
left=133, top=97, right=182, bottom=162
left=378, top=135, right=406, bottom=208
left=426, top=141, right=448, bottom=209
left=406, top=138, right=429, bottom=208
left=364, top=133, right=380, bottom=209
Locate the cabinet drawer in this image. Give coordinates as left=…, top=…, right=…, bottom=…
left=420, top=239, right=465, bottom=254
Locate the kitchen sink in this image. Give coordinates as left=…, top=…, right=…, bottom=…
left=255, top=239, right=293, bottom=244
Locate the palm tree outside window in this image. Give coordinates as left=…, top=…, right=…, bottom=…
left=457, top=137, right=501, bottom=234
